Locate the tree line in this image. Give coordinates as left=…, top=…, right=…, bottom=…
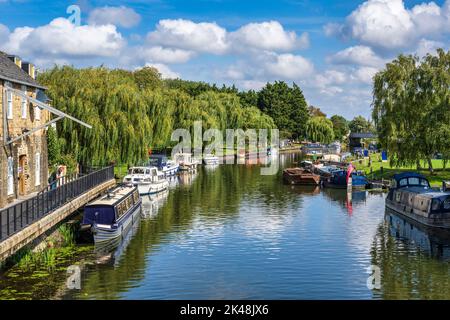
left=38, top=66, right=374, bottom=167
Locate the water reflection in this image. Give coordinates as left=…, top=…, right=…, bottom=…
left=6, top=151, right=449, bottom=300
left=385, top=209, right=450, bottom=261
left=370, top=209, right=450, bottom=299
left=141, top=190, right=169, bottom=218
left=94, top=213, right=142, bottom=267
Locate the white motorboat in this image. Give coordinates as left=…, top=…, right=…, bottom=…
left=203, top=154, right=220, bottom=165
left=123, top=166, right=169, bottom=195
left=174, top=153, right=198, bottom=171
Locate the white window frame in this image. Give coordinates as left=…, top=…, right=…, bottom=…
left=35, top=152, right=41, bottom=186
left=21, top=85, right=27, bottom=119
left=5, top=81, right=13, bottom=120
left=7, top=157, right=14, bottom=195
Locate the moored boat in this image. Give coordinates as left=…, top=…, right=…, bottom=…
left=203, top=154, right=220, bottom=165
left=385, top=172, right=450, bottom=229
left=81, top=185, right=142, bottom=244
left=175, top=153, right=198, bottom=171
left=322, top=169, right=368, bottom=189
left=283, top=168, right=321, bottom=185
left=123, top=166, right=169, bottom=195
left=147, top=154, right=179, bottom=176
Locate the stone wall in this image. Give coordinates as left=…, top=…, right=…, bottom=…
left=0, top=80, right=49, bottom=208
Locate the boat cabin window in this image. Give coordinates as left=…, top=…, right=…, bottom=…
left=116, top=194, right=134, bottom=219
left=398, top=177, right=430, bottom=188
left=133, top=190, right=139, bottom=203
left=146, top=169, right=151, bottom=175
left=129, top=168, right=145, bottom=175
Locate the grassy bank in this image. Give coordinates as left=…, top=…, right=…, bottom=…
left=351, top=153, right=449, bottom=187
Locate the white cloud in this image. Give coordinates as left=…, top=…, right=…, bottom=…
left=147, top=19, right=228, bottom=54
left=144, top=63, right=180, bottom=79
left=263, top=53, right=314, bottom=80
left=325, top=0, right=450, bottom=52
left=138, top=46, right=195, bottom=64
left=1, top=18, right=125, bottom=61
left=351, top=66, right=379, bottom=84
left=238, top=80, right=266, bottom=91
left=0, top=24, right=9, bottom=42
left=328, top=45, right=385, bottom=67
left=88, top=6, right=141, bottom=28
left=414, top=38, right=446, bottom=57
left=229, top=21, right=309, bottom=52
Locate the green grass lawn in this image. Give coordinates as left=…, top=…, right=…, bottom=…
left=351, top=154, right=449, bottom=187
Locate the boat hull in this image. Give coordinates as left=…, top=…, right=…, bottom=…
left=322, top=181, right=367, bottom=190
left=162, top=166, right=179, bottom=176
left=92, top=199, right=142, bottom=244
left=283, top=169, right=320, bottom=185
left=386, top=199, right=450, bottom=229
left=137, top=180, right=169, bottom=195
left=203, top=158, right=219, bottom=165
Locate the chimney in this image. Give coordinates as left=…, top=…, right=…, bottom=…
left=7, top=55, right=22, bottom=68
left=22, top=62, right=36, bottom=79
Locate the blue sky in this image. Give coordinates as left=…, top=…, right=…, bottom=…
left=0, top=0, right=449, bottom=119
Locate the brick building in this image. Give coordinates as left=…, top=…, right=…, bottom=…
left=0, top=52, right=50, bottom=208
left=0, top=52, right=91, bottom=209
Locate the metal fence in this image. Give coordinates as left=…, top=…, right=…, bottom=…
left=0, top=166, right=114, bottom=242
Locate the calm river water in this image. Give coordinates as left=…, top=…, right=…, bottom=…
left=3, top=152, right=450, bottom=299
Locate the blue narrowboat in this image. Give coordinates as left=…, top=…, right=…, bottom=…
left=322, top=170, right=369, bottom=190
left=81, top=185, right=142, bottom=244
left=386, top=172, right=450, bottom=229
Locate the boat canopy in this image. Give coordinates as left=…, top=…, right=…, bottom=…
left=148, top=155, right=168, bottom=167
left=391, top=172, right=430, bottom=189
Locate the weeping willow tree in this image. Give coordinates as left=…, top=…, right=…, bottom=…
left=305, top=117, right=334, bottom=144
left=372, top=49, right=450, bottom=172
left=38, top=66, right=276, bottom=166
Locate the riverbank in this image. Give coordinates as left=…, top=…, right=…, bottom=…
left=351, top=154, right=449, bottom=187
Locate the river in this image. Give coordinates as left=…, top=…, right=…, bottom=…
left=2, top=152, right=450, bottom=299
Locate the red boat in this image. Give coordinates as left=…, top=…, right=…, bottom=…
left=283, top=168, right=321, bottom=185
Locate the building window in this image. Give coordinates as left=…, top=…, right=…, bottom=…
left=7, top=157, right=14, bottom=195
left=34, top=105, right=41, bottom=121
left=21, top=85, right=27, bottom=119
left=35, top=153, right=41, bottom=186
left=7, top=90, right=13, bottom=120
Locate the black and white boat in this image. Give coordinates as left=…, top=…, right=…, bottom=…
left=81, top=185, right=142, bottom=244
left=386, top=172, right=450, bottom=229
left=123, top=166, right=169, bottom=195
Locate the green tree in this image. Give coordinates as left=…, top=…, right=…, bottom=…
left=330, top=115, right=349, bottom=142
left=257, top=81, right=309, bottom=139
left=133, top=66, right=163, bottom=90
left=47, top=125, right=61, bottom=167
left=238, top=90, right=258, bottom=108
left=306, top=117, right=335, bottom=144
left=372, top=49, right=450, bottom=172
left=349, top=115, right=374, bottom=133
left=38, top=66, right=277, bottom=166
left=308, top=105, right=326, bottom=117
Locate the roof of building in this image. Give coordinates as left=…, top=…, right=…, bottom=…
left=349, top=132, right=377, bottom=139
left=0, top=51, right=46, bottom=89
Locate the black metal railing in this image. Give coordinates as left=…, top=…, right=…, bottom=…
left=0, top=166, right=114, bottom=242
